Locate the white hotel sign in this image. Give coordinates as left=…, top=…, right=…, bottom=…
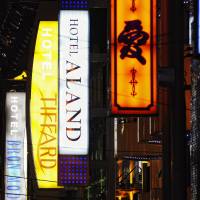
left=59, top=10, right=89, bottom=155
left=5, top=92, right=27, bottom=200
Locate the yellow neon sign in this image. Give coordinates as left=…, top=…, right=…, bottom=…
left=30, top=21, right=61, bottom=188
left=13, top=71, right=27, bottom=80
left=111, top=0, right=157, bottom=115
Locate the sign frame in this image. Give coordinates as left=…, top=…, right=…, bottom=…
left=110, top=0, right=158, bottom=115
left=30, top=21, right=61, bottom=188
left=5, top=92, right=27, bottom=200
left=58, top=10, right=89, bottom=155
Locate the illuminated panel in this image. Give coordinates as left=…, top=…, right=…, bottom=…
left=5, top=92, right=27, bottom=200
left=59, top=10, right=89, bottom=155
left=30, top=21, right=61, bottom=188
left=58, top=155, right=88, bottom=185
left=111, top=0, right=157, bottom=115
left=60, top=0, right=88, bottom=9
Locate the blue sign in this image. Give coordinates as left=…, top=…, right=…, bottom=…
left=60, top=0, right=88, bottom=10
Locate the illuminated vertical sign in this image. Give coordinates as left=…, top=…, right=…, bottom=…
left=59, top=10, right=89, bottom=155
left=111, top=0, right=157, bottom=115
left=30, top=21, right=61, bottom=188
left=5, top=92, right=27, bottom=200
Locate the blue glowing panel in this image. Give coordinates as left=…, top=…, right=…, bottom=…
left=58, top=155, right=89, bottom=186
left=60, top=0, right=88, bottom=10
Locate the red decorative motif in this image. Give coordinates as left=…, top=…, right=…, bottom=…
left=130, top=0, right=136, bottom=12
left=129, top=68, right=138, bottom=96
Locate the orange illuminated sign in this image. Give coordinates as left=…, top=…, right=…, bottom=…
left=111, top=0, right=157, bottom=115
